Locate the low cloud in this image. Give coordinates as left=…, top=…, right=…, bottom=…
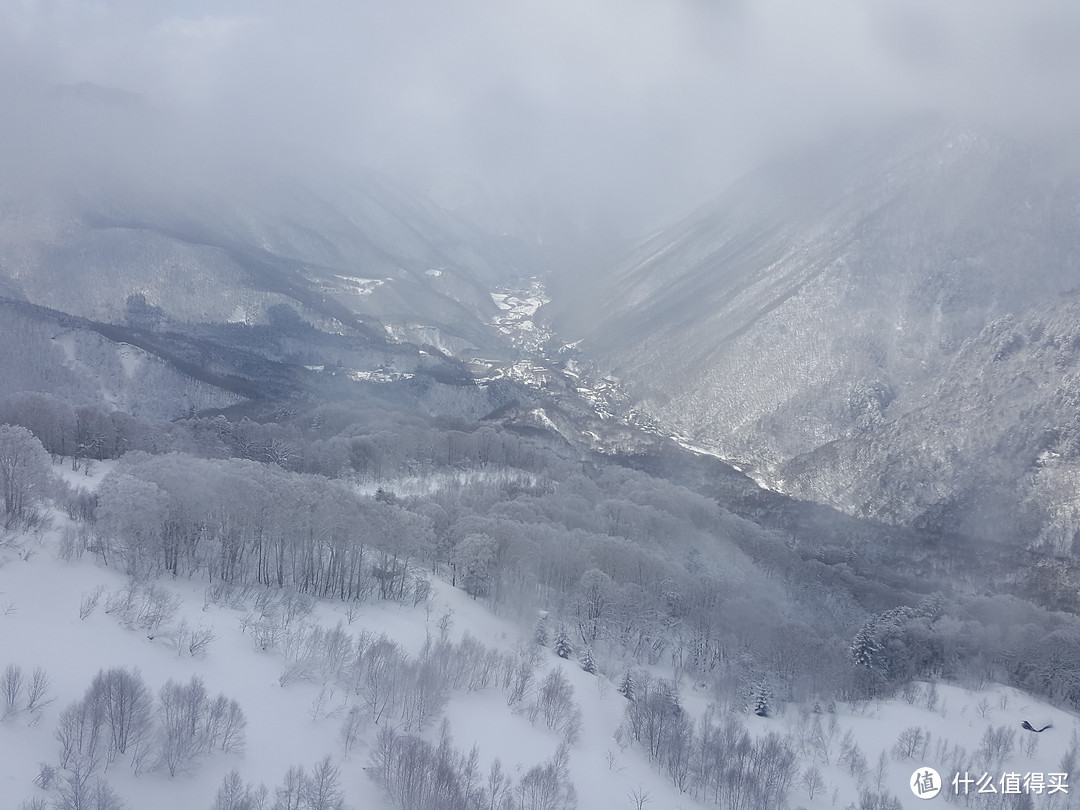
left=3, top=0, right=1079, bottom=237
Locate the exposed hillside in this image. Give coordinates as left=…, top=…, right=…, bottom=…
left=549, top=121, right=1080, bottom=543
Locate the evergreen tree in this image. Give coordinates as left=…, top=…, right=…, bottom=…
left=617, top=670, right=635, bottom=701
left=661, top=680, right=682, bottom=716
left=534, top=612, right=549, bottom=647
left=578, top=645, right=596, bottom=675
left=851, top=619, right=884, bottom=673
left=753, top=677, right=772, bottom=718
left=553, top=624, right=573, bottom=660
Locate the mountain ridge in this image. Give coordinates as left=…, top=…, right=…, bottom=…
left=547, top=120, right=1080, bottom=545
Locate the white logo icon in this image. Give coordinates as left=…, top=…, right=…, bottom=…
left=911, top=767, right=942, bottom=799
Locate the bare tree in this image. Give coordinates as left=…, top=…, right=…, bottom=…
left=52, top=775, right=126, bottom=810
left=978, top=724, right=1016, bottom=764
left=274, top=764, right=307, bottom=810
left=873, top=749, right=889, bottom=792
left=359, top=637, right=404, bottom=724
left=750, top=732, right=797, bottom=809
left=627, top=786, right=652, bottom=809
left=339, top=706, right=365, bottom=756
left=802, top=765, right=825, bottom=799
left=136, top=584, right=180, bottom=636
left=487, top=759, right=512, bottom=810
left=55, top=697, right=106, bottom=778
left=516, top=742, right=577, bottom=810
left=838, top=732, right=868, bottom=779
left=212, top=769, right=267, bottom=810
left=88, top=668, right=154, bottom=767
left=79, top=586, right=106, bottom=620
left=534, top=668, right=578, bottom=736
left=158, top=676, right=212, bottom=776
left=2, top=662, right=24, bottom=716
left=503, top=644, right=542, bottom=709
left=892, top=726, right=928, bottom=761
left=303, top=755, right=347, bottom=810
left=399, top=658, right=447, bottom=732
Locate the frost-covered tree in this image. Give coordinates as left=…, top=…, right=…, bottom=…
left=578, top=646, right=597, bottom=675
left=752, top=677, right=772, bottom=718
left=851, top=620, right=884, bottom=672
left=573, top=568, right=613, bottom=643
left=553, top=624, right=573, bottom=660
left=0, top=392, right=77, bottom=457
left=94, top=474, right=169, bottom=575
left=0, top=424, right=52, bottom=528
left=617, top=670, right=635, bottom=701
left=534, top=612, right=549, bottom=647
left=623, top=676, right=684, bottom=762
left=453, top=533, right=498, bottom=598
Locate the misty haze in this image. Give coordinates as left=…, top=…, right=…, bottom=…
left=3, top=3, right=1080, bottom=809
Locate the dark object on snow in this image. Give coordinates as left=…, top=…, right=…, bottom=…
left=1021, top=721, right=1052, bottom=733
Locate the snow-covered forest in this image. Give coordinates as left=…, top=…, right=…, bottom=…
left=4, top=389, right=1080, bottom=809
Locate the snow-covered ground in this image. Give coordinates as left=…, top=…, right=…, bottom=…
left=345, top=369, right=414, bottom=384
left=332, top=275, right=386, bottom=296
left=2, top=462, right=1078, bottom=809
left=353, top=468, right=542, bottom=499
left=487, top=281, right=556, bottom=389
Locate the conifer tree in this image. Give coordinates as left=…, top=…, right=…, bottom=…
left=753, top=677, right=772, bottom=718
left=661, top=680, right=682, bottom=716
left=534, top=613, right=548, bottom=647
left=578, top=645, right=596, bottom=674
left=553, top=624, right=573, bottom=659
left=618, top=670, right=635, bottom=701
left=851, top=619, right=884, bottom=672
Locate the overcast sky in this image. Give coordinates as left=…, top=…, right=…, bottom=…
left=4, top=0, right=1080, bottom=237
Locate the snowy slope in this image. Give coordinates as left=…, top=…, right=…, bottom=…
left=2, top=463, right=1078, bottom=810
left=548, top=121, right=1080, bottom=540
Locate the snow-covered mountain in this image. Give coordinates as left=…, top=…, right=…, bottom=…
left=0, top=82, right=534, bottom=362
left=10, top=85, right=1080, bottom=810
left=549, top=120, right=1080, bottom=545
